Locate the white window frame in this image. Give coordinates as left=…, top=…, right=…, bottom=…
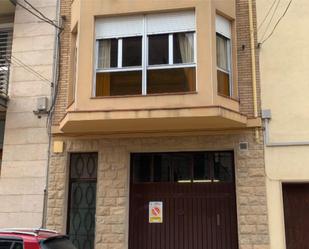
left=216, top=15, right=233, bottom=97
left=94, top=13, right=197, bottom=96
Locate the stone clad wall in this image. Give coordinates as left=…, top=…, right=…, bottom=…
left=46, top=131, right=269, bottom=249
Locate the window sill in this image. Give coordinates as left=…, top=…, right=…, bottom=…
left=218, top=93, right=239, bottom=103
left=91, top=91, right=198, bottom=99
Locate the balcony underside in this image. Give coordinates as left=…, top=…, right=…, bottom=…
left=59, top=106, right=260, bottom=135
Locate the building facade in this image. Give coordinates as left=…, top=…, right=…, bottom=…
left=0, top=0, right=58, bottom=227
left=257, top=1, right=309, bottom=249
left=45, top=1, right=271, bottom=249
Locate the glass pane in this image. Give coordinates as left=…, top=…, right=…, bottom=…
left=43, top=237, right=77, bottom=249
left=147, top=67, right=196, bottom=94
left=172, top=154, right=192, bottom=183
left=12, top=243, right=23, bottom=249
left=213, top=152, right=233, bottom=182
left=148, top=34, right=169, bottom=65
left=97, top=39, right=118, bottom=69
left=12, top=242, right=23, bottom=249
left=132, top=154, right=152, bottom=183
left=216, top=34, right=229, bottom=71
left=69, top=183, right=96, bottom=249
left=173, top=32, right=194, bottom=64
left=153, top=154, right=171, bottom=182
left=0, top=242, right=12, bottom=249
left=122, top=37, right=142, bottom=67
left=193, top=153, right=211, bottom=182
left=96, top=71, right=142, bottom=96
left=70, top=153, right=97, bottom=179
left=217, top=69, right=230, bottom=96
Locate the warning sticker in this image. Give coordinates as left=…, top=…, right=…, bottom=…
left=149, top=201, right=163, bottom=223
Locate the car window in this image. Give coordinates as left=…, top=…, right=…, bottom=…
left=0, top=240, right=23, bottom=249
left=41, top=237, right=77, bottom=249
left=0, top=241, right=11, bottom=249
left=12, top=242, right=23, bottom=249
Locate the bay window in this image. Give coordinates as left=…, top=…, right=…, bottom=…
left=95, top=11, right=196, bottom=97
left=216, top=15, right=232, bottom=97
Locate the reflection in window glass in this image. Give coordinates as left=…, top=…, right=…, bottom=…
left=153, top=155, right=171, bottom=182
left=131, top=152, right=234, bottom=183
left=216, top=34, right=229, bottom=71
left=0, top=241, right=12, bottom=249
left=12, top=242, right=23, bottom=249
left=193, top=153, right=211, bottom=182
left=42, top=238, right=77, bottom=249
left=173, top=32, right=194, bottom=64
left=97, top=39, right=118, bottom=68
left=213, top=152, right=233, bottom=182
left=147, top=67, right=196, bottom=94
left=132, top=154, right=152, bottom=182
left=122, top=37, right=142, bottom=67
left=172, top=154, right=192, bottom=182
left=96, top=71, right=142, bottom=96
left=148, top=34, right=169, bottom=65
left=216, top=33, right=231, bottom=96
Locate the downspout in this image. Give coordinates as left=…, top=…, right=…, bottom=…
left=248, top=0, right=260, bottom=142
left=42, top=0, right=61, bottom=228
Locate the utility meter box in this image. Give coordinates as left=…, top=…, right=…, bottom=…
left=37, top=97, right=48, bottom=111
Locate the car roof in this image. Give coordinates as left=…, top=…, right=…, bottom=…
left=0, top=228, right=62, bottom=242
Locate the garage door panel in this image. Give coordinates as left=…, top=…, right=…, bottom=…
left=129, top=151, right=238, bottom=249
left=283, top=183, right=309, bottom=249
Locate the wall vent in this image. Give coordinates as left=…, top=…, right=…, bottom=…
left=239, top=142, right=249, bottom=151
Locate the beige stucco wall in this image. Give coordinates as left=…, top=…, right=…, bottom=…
left=256, top=0, right=309, bottom=248
left=0, top=0, right=57, bottom=227
left=71, top=0, right=237, bottom=111
left=47, top=131, right=269, bottom=249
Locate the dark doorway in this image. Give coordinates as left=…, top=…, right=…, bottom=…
left=67, top=153, right=98, bottom=249
left=129, top=151, right=238, bottom=249
left=283, top=183, right=309, bottom=249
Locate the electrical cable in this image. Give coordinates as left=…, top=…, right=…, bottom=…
left=47, top=27, right=63, bottom=128
left=9, top=0, right=63, bottom=30
left=258, top=0, right=278, bottom=31
left=259, top=0, right=281, bottom=42
left=11, top=56, right=52, bottom=84
left=23, top=0, right=55, bottom=22
left=2, top=55, right=53, bottom=86
left=260, top=0, right=293, bottom=45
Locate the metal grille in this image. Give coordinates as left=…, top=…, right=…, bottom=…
left=68, top=153, right=98, bottom=249
left=0, top=28, right=13, bottom=99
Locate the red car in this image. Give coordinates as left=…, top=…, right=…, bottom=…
left=0, top=228, right=77, bottom=249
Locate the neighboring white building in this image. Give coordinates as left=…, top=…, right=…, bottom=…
left=257, top=0, right=309, bottom=248
left=0, top=0, right=58, bottom=227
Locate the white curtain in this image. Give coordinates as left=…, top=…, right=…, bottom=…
left=216, top=35, right=228, bottom=71
left=98, top=39, right=111, bottom=68
left=178, top=33, right=194, bottom=63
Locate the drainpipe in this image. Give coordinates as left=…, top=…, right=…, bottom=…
left=42, top=0, right=61, bottom=228
left=262, top=109, right=309, bottom=147
left=248, top=0, right=260, bottom=142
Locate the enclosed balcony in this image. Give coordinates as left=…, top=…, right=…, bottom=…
left=58, top=0, right=261, bottom=134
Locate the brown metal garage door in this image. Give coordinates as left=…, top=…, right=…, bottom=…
left=283, top=183, right=309, bottom=249
left=129, top=151, right=238, bottom=249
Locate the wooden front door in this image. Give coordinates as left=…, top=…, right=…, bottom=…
left=129, top=151, right=238, bottom=249
left=283, top=183, right=309, bottom=249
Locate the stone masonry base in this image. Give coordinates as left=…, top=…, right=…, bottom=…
left=46, top=130, right=269, bottom=249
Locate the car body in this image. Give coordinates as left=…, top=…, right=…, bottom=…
left=0, top=228, right=77, bottom=249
